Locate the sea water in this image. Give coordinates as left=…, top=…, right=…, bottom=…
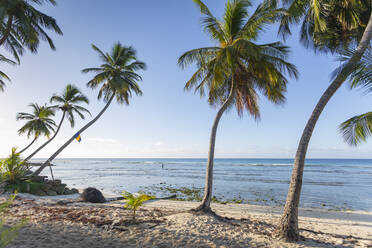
left=33, top=158, right=372, bottom=211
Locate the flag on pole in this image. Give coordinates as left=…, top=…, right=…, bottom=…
left=74, top=132, right=82, bottom=143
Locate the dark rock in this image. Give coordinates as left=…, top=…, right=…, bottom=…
left=30, top=176, right=47, bottom=183
left=71, top=188, right=79, bottom=194
left=81, top=187, right=106, bottom=203
left=49, top=180, right=62, bottom=186
left=40, top=183, right=52, bottom=191
left=63, top=188, right=73, bottom=195
left=46, top=190, right=57, bottom=196
left=54, top=184, right=66, bottom=195
left=34, top=189, right=47, bottom=196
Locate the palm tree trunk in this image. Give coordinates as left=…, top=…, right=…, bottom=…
left=25, top=111, right=66, bottom=161
left=275, top=12, right=372, bottom=242
left=194, top=78, right=236, bottom=212
left=19, top=137, right=38, bottom=154
left=32, top=93, right=116, bottom=176
left=0, top=15, right=13, bottom=46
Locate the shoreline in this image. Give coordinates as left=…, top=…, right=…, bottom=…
left=3, top=193, right=372, bottom=247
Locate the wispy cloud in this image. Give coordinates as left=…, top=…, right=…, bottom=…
left=86, top=137, right=119, bottom=144
left=154, top=141, right=164, bottom=146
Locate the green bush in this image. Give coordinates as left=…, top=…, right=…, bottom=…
left=0, top=194, right=27, bottom=248
left=122, top=191, right=154, bottom=220
left=0, top=148, right=29, bottom=184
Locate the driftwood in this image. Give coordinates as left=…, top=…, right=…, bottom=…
left=27, top=163, right=56, bottom=167
left=27, top=163, right=56, bottom=180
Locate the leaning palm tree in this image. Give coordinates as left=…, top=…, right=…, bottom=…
left=0, top=0, right=62, bottom=61
left=274, top=0, right=372, bottom=242
left=16, top=103, right=56, bottom=154
left=32, top=43, right=146, bottom=176
left=178, top=0, right=298, bottom=212
left=0, top=54, right=16, bottom=91
left=24, top=84, right=90, bottom=161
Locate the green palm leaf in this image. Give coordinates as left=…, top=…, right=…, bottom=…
left=0, top=0, right=62, bottom=60
left=82, top=43, right=145, bottom=105
left=340, top=112, right=372, bottom=146
left=16, top=103, right=56, bottom=139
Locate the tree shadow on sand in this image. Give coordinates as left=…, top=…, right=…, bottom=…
left=186, top=209, right=370, bottom=248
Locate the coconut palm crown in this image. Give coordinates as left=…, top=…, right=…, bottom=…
left=50, top=84, right=90, bottom=128
left=179, top=0, right=298, bottom=117
left=277, top=0, right=371, bottom=53
left=0, top=0, right=62, bottom=61
left=16, top=103, right=56, bottom=153
left=82, top=43, right=145, bottom=104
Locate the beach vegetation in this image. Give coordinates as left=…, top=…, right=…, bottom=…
left=274, top=0, right=372, bottom=242
left=0, top=194, right=27, bottom=248
left=122, top=191, right=154, bottom=220
left=33, top=43, right=146, bottom=176
left=178, top=0, right=298, bottom=213
left=25, top=84, right=90, bottom=161
left=0, top=148, right=28, bottom=184
left=16, top=103, right=56, bottom=154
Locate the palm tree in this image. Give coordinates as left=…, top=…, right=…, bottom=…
left=16, top=103, right=56, bottom=154
left=24, top=84, right=90, bottom=161
left=178, top=0, right=298, bottom=212
left=0, top=54, right=16, bottom=91
left=32, top=43, right=146, bottom=176
left=0, top=0, right=62, bottom=61
left=274, top=0, right=372, bottom=242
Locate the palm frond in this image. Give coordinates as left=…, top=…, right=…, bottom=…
left=223, top=0, right=251, bottom=39
left=339, top=112, right=372, bottom=146
left=83, top=43, right=146, bottom=105
left=193, top=0, right=226, bottom=42
left=332, top=47, right=372, bottom=93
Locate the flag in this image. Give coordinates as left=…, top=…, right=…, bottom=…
left=74, top=132, right=82, bottom=143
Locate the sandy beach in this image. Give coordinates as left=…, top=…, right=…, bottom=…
left=3, top=194, right=372, bottom=248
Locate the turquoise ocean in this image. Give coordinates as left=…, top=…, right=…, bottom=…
left=32, top=158, right=372, bottom=211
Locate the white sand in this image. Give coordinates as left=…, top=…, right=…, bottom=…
left=3, top=194, right=372, bottom=247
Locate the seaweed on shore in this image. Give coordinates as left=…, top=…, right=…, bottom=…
left=142, top=184, right=244, bottom=204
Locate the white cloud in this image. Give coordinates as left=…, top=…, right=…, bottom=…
left=86, top=137, right=119, bottom=143
left=154, top=141, right=164, bottom=146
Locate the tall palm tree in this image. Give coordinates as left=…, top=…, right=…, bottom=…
left=24, top=84, right=90, bottom=161
left=274, top=0, right=372, bottom=242
left=0, top=0, right=62, bottom=61
left=0, top=54, right=16, bottom=91
left=32, top=43, right=146, bottom=176
left=178, top=0, right=298, bottom=212
left=16, top=103, right=56, bottom=154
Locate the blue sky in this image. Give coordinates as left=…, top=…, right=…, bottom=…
left=0, top=0, right=371, bottom=159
